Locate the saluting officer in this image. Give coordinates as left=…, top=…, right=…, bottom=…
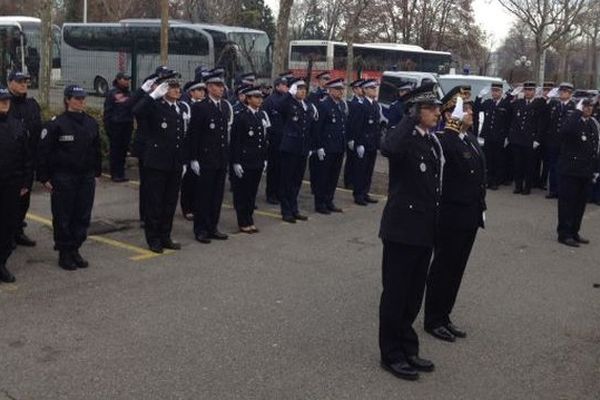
left=308, top=71, right=331, bottom=104
left=351, top=79, right=382, bottom=206
left=507, top=81, right=540, bottom=195
left=474, top=82, right=510, bottom=190
left=188, top=71, right=233, bottom=243
left=0, top=86, right=32, bottom=283
left=180, top=77, right=207, bottom=221
left=262, top=72, right=291, bottom=204
left=103, top=71, right=136, bottom=182
left=378, top=83, right=442, bottom=381
left=425, top=91, right=486, bottom=343
left=7, top=70, right=41, bottom=248
left=344, top=79, right=365, bottom=189
left=230, top=86, right=270, bottom=233
left=556, top=99, right=599, bottom=247
left=541, top=82, right=576, bottom=199
left=279, top=77, right=318, bottom=223
left=232, top=84, right=251, bottom=116
left=37, top=85, right=102, bottom=270
left=132, top=71, right=187, bottom=254
left=313, top=78, right=348, bottom=214
left=384, top=84, right=412, bottom=128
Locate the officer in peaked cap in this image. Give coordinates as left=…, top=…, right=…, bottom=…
left=37, top=85, right=102, bottom=271
left=378, top=83, right=442, bottom=381
left=385, top=83, right=413, bottom=128
left=132, top=73, right=187, bottom=254
left=312, top=78, right=348, bottom=214
left=0, top=86, right=32, bottom=283
left=308, top=71, right=331, bottom=104
left=7, top=70, right=40, bottom=248
left=188, top=70, right=233, bottom=243
left=233, top=84, right=252, bottom=116
left=239, top=72, right=256, bottom=86
left=344, top=79, right=365, bottom=189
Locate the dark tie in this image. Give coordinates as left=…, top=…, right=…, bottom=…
left=216, top=101, right=222, bottom=112
left=171, top=104, right=177, bottom=114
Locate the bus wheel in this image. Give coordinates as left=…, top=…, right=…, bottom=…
left=94, top=76, right=109, bottom=96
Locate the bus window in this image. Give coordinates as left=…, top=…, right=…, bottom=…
left=333, top=44, right=346, bottom=70
left=290, top=45, right=327, bottom=62
left=171, top=27, right=209, bottom=56
left=379, top=75, right=416, bottom=105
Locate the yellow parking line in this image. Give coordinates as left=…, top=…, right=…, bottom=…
left=26, top=212, right=170, bottom=261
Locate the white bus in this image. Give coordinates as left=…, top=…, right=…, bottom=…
left=288, top=40, right=452, bottom=84
left=0, top=16, right=61, bottom=86
left=62, top=19, right=271, bottom=95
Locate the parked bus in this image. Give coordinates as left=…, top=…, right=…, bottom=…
left=61, top=19, right=271, bottom=95
left=0, top=16, right=61, bottom=86
left=288, top=40, right=452, bottom=84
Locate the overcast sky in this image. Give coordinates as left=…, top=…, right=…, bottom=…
left=264, top=0, right=514, bottom=49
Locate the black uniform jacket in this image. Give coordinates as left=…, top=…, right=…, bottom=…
left=475, top=97, right=510, bottom=144
left=279, top=94, right=317, bottom=156
left=558, top=111, right=600, bottom=178
left=9, top=93, right=42, bottom=153
left=0, top=115, right=32, bottom=186
left=188, top=97, right=232, bottom=170
left=541, top=99, right=576, bottom=149
left=314, top=96, right=348, bottom=154
left=230, top=107, right=270, bottom=169
left=508, top=98, right=540, bottom=147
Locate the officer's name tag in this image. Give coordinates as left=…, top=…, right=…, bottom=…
left=58, top=135, right=75, bottom=142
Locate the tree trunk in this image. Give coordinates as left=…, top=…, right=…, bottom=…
left=272, top=0, right=294, bottom=80
left=39, top=0, right=52, bottom=109
left=160, top=0, right=169, bottom=64
left=592, top=34, right=598, bottom=88
left=535, top=47, right=546, bottom=86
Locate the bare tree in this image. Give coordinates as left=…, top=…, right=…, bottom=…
left=342, top=0, right=370, bottom=85
left=579, top=1, right=600, bottom=87
left=39, top=0, right=53, bottom=108
left=497, top=0, right=589, bottom=85
left=272, top=0, right=294, bottom=79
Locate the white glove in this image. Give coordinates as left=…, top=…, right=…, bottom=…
left=451, top=96, right=465, bottom=121
left=308, top=150, right=313, bottom=158
left=356, top=145, right=365, bottom=159
left=150, top=82, right=169, bottom=100
left=511, top=86, right=522, bottom=97
left=504, top=138, right=509, bottom=148
left=348, top=140, right=355, bottom=150
left=576, top=99, right=584, bottom=111
left=233, top=164, right=244, bottom=178
left=263, top=160, right=268, bottom=173
left=317, top=148, right=326, bottom=161
left=190, top=160, right=200, bottom=176
left=141, top=77, right=158, bottom=93
left=533, top=141, right=540, bottom=149
left=593, top=173, right=600, bottom=184
left=547, top=87, right=560, bottom=98
left=478, top=87, right=490, bottom=98
left=182, top=164, right=187, bottom=178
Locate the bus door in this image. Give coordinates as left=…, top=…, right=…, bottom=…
left=0, top=24, right=24, bottom=83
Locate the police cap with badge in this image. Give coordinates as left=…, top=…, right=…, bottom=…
left=64, top=85, right=87, bottom=98
left=324, top=78, right=345, bottom=90
left=183, top=78, right=206, bottom=93
left=203, top=71, right=226, bottom=85
left=0, top=86, right=12, bottom=100
left=240, top=85, right=263, bottom=98
left=404, top=83, right=442, bottom=107
left=8, top=70, right=31, bottom=82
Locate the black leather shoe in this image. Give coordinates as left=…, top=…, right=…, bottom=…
left=558, top=237, right=579, bottom=247
left=15, top=232, right=36, bottom=247
left=488, top=184, right=499, bottom=190
left=354, top=199, right=368, bottom=206
left=266, top=197, right=280, bottom=205
left=149, top=241, right=164, bottom=253
left=425, top=326, right=456, bottom=342
left=72, top=250, right=89, bottom=269
left=209, top=231, right=228, bottom=240
left=195, top=233, right=211, bottom=244
left=162, top=239, right=181, bottom=250
left=446, top=323, right=467, bottom=338
left=327, top=204, right=343, bottom=213
left=513, top=187, right=522, bottom=194
left=380, top=360, right=419, bottom=381
left=58, top=252, right=78, bottom=271
left=315, top=207, right=331, bottom=215
left=282, top=215, right=296, bottom=223
left=365, top=196, right=379, bottom=204
left=545, top=193, right=558, bottom=199
left=293, top=213, right=308, bottom=221
left=521, top=188, right=531, bottom=195
left=0, top=263, right=16, bottom=283
left=406, top=355, right=435, bottom=372
left=111, top=176, right=129, bottom=183
left=574, top=235, right=590, bottom=244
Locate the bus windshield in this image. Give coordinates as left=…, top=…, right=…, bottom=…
left=228, top=31, right=270, bottom=77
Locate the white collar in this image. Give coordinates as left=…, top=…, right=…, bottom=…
left=415, top=125, right=428, bottom=137
left=365, top=97, right=375, bottom=104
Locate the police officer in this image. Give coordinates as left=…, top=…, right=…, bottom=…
left=474, top=82, right=510, bottom=190
left=37, top=85, right=102, bottom=270
left=279, top=77, right=318, bottom=223
left=556, top=99, right=599, bottom=247
left=542, top=82, right=576, bottom=199
left=104, top=72, right=136, bottom=182
left=188, top=71, right=233, bottom=243
left=424, top=92, right=486, bottom=343
left=132, top=72, right=187, bottom=254
left=384, top=84, right=412, bottom=128
left=308, top=71, right=331, bottom=104
left=351, top=79, right=382, bottom=206
left=313, top=78, right=348, bottom=214
left=7, top=70, right=41, bottom=247
left=378, top=83, right=442, bottom=381
left=262, top=73, right=290, bottom=204
left=344, top=79, right=365, bottom=189
left=230, top=86, right=270, bottom=233
left=0, top=86, right=32, bottom=282
left=507, top=81, right=540, bottom=195
left=180, top=77, right=207, bottom=221
left=536, top=81, right=556, bottom=189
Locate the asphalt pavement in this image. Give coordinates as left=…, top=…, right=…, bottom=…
left=0, top=170, right=599, bottom=400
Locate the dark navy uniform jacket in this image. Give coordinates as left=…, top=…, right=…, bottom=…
left=351, top=97, right=383, bottom=151
left=379, top=116, right=442, bottom=246
left=279, top=94, right=318, bottom=156
left=9, top=92, right=42, bottom=153
left=474, top=97, right=510, bottom=144
left=347, top=96, right=364, bottom=143
left=37, top=111, right=102, bottom=183
left=230, top=106, right=270, bottom=169
left=384, top=99, right=406, bottom=128
left=315, top=96, right=348, bottom=154
left=103, top=84, right=138, bottom=126
left=0, top=115, right=32, bottom=186
left=542, top=99, right=576, bottom=149
left=262, top=91, right=287, bottom=145
left=132, top=95, right=188, bottom=172
left=233, top=100, right=246, bottom=116
left=188, top=97, right=233, bottom=170
left=508, top=98, right=540, bottom=147
left=558, top=111, right=600, bottom=178
left=308, top=87, right=327, bottom=104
